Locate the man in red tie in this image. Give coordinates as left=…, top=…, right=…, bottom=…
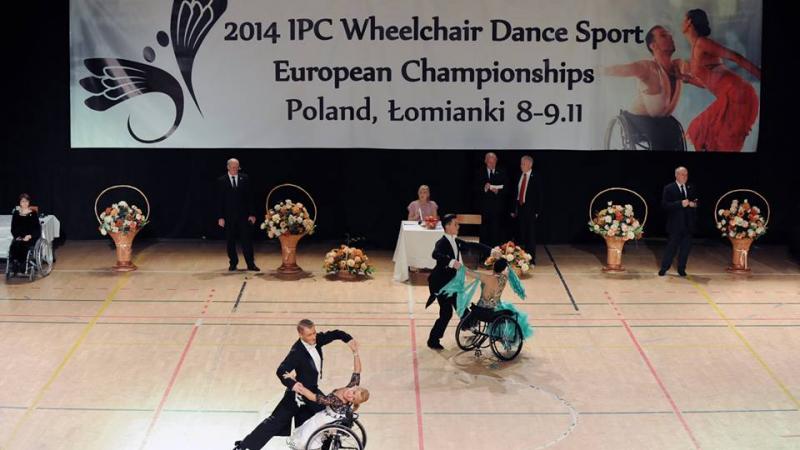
left=511, top=155, right=543, bottom=265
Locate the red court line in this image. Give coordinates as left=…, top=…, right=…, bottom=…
left=604, top=291, right=701, bottom=450
left=408, top=317, right=426, bottom=450
left=138, top=293, right=213, bottom=450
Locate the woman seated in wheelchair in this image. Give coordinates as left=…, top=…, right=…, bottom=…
left=8, top=193, right=40, bottom=275
left=284, top=342, right=370, bottom=450
left=442, top=257, right=533, bottom=340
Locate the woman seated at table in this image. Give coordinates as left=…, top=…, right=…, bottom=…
left=407, top=184, right=439, bottom=221
left=9, top=193, right=41, bottom=274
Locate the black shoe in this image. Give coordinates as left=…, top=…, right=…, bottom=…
left=229, top=265, right=237, bottom=271
left=247, top=265, right=261, bottom=272
left=233, top=441, right=245, bottom=450
left=427, top=340, right=444, bottom=350
left=658, top=270, right=666, bottom=276
left=678, top=270, right=687, bottom=277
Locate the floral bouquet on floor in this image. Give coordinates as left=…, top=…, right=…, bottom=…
left=588, top=202, right=644, bottom=240
left=323, top=245, right=375, bottom=277
left=98, top=201, right=148, bottom=236
left=484, top=241, right=533, bottom=274
left=260, top=199, right=315, bottom=238
left=716, top=199, right=767, bottom=240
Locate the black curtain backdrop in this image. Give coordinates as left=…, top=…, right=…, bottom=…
left=1, top=2, right=795, bottom=250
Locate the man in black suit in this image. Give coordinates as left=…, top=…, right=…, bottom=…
left=234, top=319, right=357, bottom=450
left=218, top=158, right=259, bottom=271
left=511, top=155, right=543, bottom=265
left=659, top=166, right=698, bottom=276
left=425, top=214, right=491, bottom=350
left=476, top=152, right=508, bottom=246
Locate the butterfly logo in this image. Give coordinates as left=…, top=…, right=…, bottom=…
left=79, top=0, right=228, bottom=143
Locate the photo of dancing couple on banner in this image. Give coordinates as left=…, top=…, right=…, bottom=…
left=602, top=5, right=761, bottom=152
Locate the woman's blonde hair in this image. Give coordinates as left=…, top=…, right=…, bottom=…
left=352, top=387, right=370, bottom=410
left=418, top=185, right=430, bottom=196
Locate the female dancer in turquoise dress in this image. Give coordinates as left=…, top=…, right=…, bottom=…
left=439, top=258, right=533, bottom=339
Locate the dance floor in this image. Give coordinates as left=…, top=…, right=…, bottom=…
left=0, top=240, right=798, bottom=450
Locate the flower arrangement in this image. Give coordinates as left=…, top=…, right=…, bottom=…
left=323, top=245, right=374, bottom=276
left=261, top=199, right=315, bottom=238
left=588, top=202, right=644, bottom=240
left=484, top=241, right=533, bottom=274
left=422, top=215, right=438, bottom=229
left=716, top=199, right=766, bottom=240
left=98, top=201, right=147, bottom=236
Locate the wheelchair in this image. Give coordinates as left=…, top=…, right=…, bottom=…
left=456, top=304, right=524, bottom=361
left=305, top=406, right=367, bottom=450
left=4, top=238, right=54, bottom=281
left=605, top=110, right=687, bottom=151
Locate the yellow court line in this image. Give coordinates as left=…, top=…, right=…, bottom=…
left=1, top=254, right=145, bottom=450
left=686, top=276, right=800, bottom=410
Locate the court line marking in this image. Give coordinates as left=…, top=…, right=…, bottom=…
left=138, top=290, right=215, bottom=450
left=686, top=277, right=800, bottom=410
left=544, top=245, right=580, bottom=311
left=407, top=284, right=426, bottom=450
left=1, top=257, right=145, bottom=450
left=604, top=291, right=701, bottom=450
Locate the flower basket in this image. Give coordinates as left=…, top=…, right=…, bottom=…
left=262, top=184, right=317, bottom=275
left=715, top=190, right=769, bottom=274
left=588, top=188, right=647, bottom=272
left=95, top=185, right=150, bottom=272
left=323, top=245, right=374, bottom=280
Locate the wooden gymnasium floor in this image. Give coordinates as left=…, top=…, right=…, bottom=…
left=0, top=240, right=798, bottom=450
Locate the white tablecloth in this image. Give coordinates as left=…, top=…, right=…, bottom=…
left=0, top=215, right=61, bottom=258
left=392, top=221, right=444, bottom=282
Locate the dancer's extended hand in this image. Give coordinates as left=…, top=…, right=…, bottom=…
left=347, top=339, right=360, bottom=353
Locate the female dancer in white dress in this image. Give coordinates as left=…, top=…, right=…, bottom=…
left=284, top=343, right=370, bottom=450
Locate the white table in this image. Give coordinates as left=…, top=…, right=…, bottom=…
left=392, top=220, right=444, bottom=282
left=0, top=215, right=61, bottom=259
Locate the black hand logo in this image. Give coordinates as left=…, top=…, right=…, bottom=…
left=171, top=0, right=229, bottom=115
left=79, top=0, right=228, bottom=143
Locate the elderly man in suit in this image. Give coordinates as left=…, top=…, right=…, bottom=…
left=218, top=158, right=259, bottom=271
left=659, top=166, right=698, bottom=276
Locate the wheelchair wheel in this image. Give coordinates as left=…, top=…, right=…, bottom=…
left=489, top=315, right=523, bottom=361
left=605, top=115, right=651, bottom=150
left=306, top=424, right=363, bottom=450
left=456, top=313, right=486, bottom=351
left=35, top=240, right=53, bottom=277
left=352, top=419, right=367, bottom=448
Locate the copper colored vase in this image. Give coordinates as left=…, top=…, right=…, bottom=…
left=603, top=236, right=626, bottom=272
left=277, top=233, right=305, bottom=274
left=109, top=230, right=139, bottom=272
left=727, top=237, right=753, bottom=273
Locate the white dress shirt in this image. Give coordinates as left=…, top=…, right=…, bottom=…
left=676, top=182, right=687, bottom=198
left=445, top=233, right=462, bottom=268
left=229, top=174, right=239, bottom=188
left=302, top=341, right=322, bottom=383
left=517, top=170, right=532, bottom=203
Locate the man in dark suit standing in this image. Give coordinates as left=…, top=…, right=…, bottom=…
left=218, top=158, right=259, bottom=271
left=476, top=152, right=508, bottom=246
left=234, top=319, right=357, bottom=450
left=425, top=214, right=491, bottom=350
left=659, top=166, right=698, bottom=276
left=511, top=155, right=543, bottom=265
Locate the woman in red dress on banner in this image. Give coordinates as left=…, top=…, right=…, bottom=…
left=681, top=8, right=761, bottom=152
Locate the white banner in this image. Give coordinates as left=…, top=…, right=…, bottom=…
left=70, top=0, right=762, bottom=151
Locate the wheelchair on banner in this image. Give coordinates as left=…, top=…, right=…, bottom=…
left=4, top=237, right=54, bottom=282
left=605, top=110, right=687, bottom=151
left=456, top=304, right=524, bottom=361
left=304, top=406, right=367, bottom=450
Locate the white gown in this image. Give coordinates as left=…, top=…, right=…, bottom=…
left=286, top=407, right=344, bottom=450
